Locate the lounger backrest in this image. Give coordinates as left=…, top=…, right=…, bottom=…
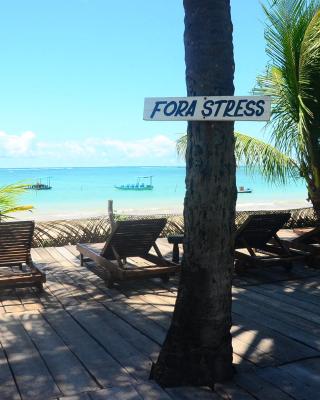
left=0, top=221, right=34, bottom=266
left=235, top=213, right=291, bottom=249
left=101, top=218, right=167, bottom=259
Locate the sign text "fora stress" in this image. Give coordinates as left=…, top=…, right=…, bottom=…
left=143, top=96, right=271, bottom=121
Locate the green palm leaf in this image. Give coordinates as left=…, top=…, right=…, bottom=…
left=177, top=135, right=188, bottom=159
left=0, top=182, right=34, bottom=221
left=234, top=132, right=299, bottom=184
left=177, top=132, right=299, bottom=185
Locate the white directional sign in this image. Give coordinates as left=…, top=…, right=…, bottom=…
left=144, top=96, right=271, bottom=121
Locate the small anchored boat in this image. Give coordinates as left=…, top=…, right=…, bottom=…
left=115, top=176, right=154, bottom=191
left=237, top=186, right=252, bottom=194
left=26, top=177, right=52, bottom=191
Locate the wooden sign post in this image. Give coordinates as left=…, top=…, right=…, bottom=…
left=107, top=199, right=115, bottom=231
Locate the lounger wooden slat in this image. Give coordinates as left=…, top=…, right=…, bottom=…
left=0, top=221, right=46, bottom=290
left=234, top=213, right=306, bottom=272
left=77, top=218, right=179, bottom=287
left=281, top=226, right=320, bottom=267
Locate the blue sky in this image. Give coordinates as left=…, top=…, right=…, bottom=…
left=0, top=0, right=268, bottom=167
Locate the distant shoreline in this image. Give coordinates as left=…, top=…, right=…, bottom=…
left=1, top=165, right=186, bottom=170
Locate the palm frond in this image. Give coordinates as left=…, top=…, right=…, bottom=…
left=235, top=132, right=299, bottom=185
left=3, top=205, right=33, bottom=213
left=176, top=132, right=299, bottom=185
left=177, top=134, right=187, bottom=159
left=0, top=181, right=34, bottom=219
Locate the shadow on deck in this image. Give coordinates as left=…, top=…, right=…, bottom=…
left=0, top=239, right=319, bottom=399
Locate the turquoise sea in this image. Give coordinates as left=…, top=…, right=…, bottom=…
left=0, top=166, right=310, bottom=220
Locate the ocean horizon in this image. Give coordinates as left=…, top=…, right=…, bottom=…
left=0, top=166, right=310, bottom=221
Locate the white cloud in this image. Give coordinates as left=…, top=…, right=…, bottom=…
left=36, top=135, right=176, bottom=160
left=99, top=135, right=175, bottom=158
left=0, top=131, right=177, bottom=164
left=0, top=131, right=36, bottom=156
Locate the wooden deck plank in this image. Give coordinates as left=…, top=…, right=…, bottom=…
left=246, top=283, right=320, bottom=316
left=133, top=382, right=174, bottom=400
left=83, top=304, right=161, bottom=361
left=49, top=247, right=169, bottom=355
left=41, top=308, right=133, bottom=388
left=233, top=295, right=320, bottom=353
left=256, top=364, right=319, bottom=400
left=234, top=286, right=320, bottom=328
left=50, top=247, right=115, bottom=304
left=18, top=311, right=99, bottom=396
left=234, top=370, right=296, bottom=400
left=279, top=358, right=320, bottom=395
left=232, top=314, right=318, bottom=363
left=278, top=279, right=320, bottom=299
left=58, top=393, right=91, bottom=400
left=2, top=243, right=320, bottom=400
left=0, top=313, right=61, bottom=400
left=67, top=305, right=153, bottom=381
left=235, top=290, right=320, bottom=338
left=33, top=248, right=87, bottom=307
left=101, top=299, right=167, bottom=345
left=121, top=286, right=176, bottom=315
left=0, top=343, right=21, bottom=400
left=54, top=248, right=168, bottom=344
left=167, top=386, right=221, bottom=399
left=120, top=294, right=172, bottom=330
left=214, top=381, right=258, bottom=400
left=235, top=264, right=320, bottom=285
left=231, top=335, right=277, bottom=367
left=52, top=246, right=126, bottom=302
left=88, top=383, right=143, bottom=399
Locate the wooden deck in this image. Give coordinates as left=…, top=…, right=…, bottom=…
left=0, top=238, right=320, bottom=399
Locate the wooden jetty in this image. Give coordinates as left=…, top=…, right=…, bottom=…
left=0, top=238, right=320, bottom=399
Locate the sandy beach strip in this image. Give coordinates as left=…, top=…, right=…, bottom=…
left=8, top=197, right=312, bottom=222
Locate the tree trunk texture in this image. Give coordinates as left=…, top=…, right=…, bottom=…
left=151, top=0, right=236, bottom=388
left=308, top=185, right=320, bottom=223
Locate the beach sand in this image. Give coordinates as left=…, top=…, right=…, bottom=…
left=10, top=198, right=311, bottom=222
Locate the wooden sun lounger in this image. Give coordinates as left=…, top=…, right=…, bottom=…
left=0, top=221, right=46, bottom=290
left=280, top=226, right=320, bottom=268
left=234, top=213, right=306, bottom=273
left=76, top=218, right=179, bottom=287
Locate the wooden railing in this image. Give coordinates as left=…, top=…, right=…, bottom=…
left=31, top=207, right=316, bottom=248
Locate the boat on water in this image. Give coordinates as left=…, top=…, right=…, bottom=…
left=114, top=176, right=154, bottom=191
left=26, top=177, right=52, bottom=191
left=237, top=186, right=252, bottom=194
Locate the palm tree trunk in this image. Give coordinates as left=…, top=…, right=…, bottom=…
left=151, top=0, right=236, bottom=387
left=308, top=186, right=320, bottom=223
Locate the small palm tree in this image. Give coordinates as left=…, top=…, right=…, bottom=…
left=178, top=0, right=320, bottom=221
left=0, top=182, right=33, bottom=221
left=255, top=0, right=320, bottom=218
